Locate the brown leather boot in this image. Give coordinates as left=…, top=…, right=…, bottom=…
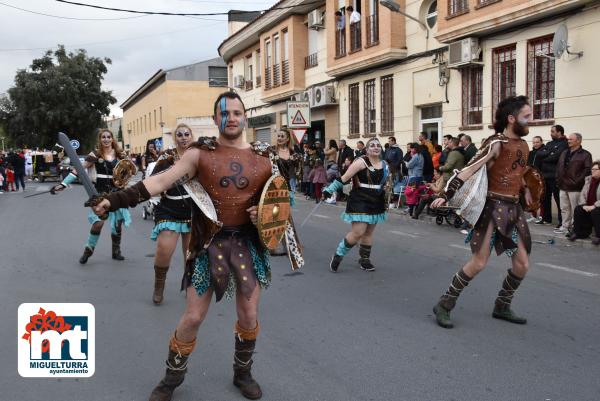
left=153, top=266, right=169, bottom=305
left=233, top=336, right=262, bottom=400
left=79, top=246, right=94, bottom=264
left=149, top=349, right=188, bottom=401
left=111, top=234, right=125, bottom=260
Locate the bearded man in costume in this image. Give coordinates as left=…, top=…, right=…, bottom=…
left=431, top=96, right=536, bottom=329
left=93, top=91, right=302, bottom=400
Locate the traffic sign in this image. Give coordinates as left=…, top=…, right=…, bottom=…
left=70, top=139, right=80, bottom=150
left=291, top=129, right=307, bottom=144
left=287, top=101, right=310, bottom=128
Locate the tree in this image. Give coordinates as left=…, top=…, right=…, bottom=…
left=3, top=45, right=116, bottom=150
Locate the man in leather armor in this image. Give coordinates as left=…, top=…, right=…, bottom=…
left=431, top=96, right=535, bottom=329
left=93, top=91, right=274, bottom=400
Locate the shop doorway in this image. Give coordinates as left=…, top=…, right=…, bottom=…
left=304, top=120, right=325, bottom=146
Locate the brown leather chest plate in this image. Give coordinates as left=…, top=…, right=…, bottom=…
left=488, top=139, right=530, bottom=197
left=196, top=145, right=272, bottom=226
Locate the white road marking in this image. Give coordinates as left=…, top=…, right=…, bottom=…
left=390, top=230, right=420, bottom=238
left=312, top=214, right=331, bottom=219
left=536, top=263, right=598, bottom=277
left=450, top=244, right=471, bottom=251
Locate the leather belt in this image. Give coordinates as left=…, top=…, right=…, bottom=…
left=164, top=193, right=191, bottom=200
left=487, top=191, right=519, bottom=204
left=358, top=183, right=381, bottom=189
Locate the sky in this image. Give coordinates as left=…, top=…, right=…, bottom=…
left=0, top=0, right=277, bottom=117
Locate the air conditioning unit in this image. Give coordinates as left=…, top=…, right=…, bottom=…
left=312, top=85, right=336, bottom=108
left=233, top=75, right=245, bottom=88
left=302, top=88, right=314, bottom=106
left=448, top=38, right=481, bottom=68
left=308, top=10, right=324, bottom=30
left=291, top=93, right=302, bottom=101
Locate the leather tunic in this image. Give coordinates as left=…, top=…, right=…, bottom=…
left=196, top=145, right=272, bottom=226
left=487, top=139, right=529, bottom=198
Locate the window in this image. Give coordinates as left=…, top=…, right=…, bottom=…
left=283, top=30, right=289, bottom=61
left=244, top=55, right=253, bottom=91
left=380, top=75, right=394, bottom=134
left=265, top=40, right=272, bottom=89
left=273, top=34, right=281, bottom=86
left=256, top=50, right=262, bottom=87
left=528, top=35, right=555, bottom=120
left=448, top=0, right=468, bottom=16
left=349, top=83, right=360, bottom=135
left=461, top=66, right=483, bottom=126
left=366, top=0, right=379, bottom=46
left=282, top=30, right=289, bottom=84
left=364, top=79, right=376, bottom=134
left=273, top=34, right=280, bottom=64
left=208, top=66, right=228, bottom=87
left=154, top=110, right=156, bottom=128
left=426, top=1, right=437, bottom=28
left=492, top=44, right=516, bottom=115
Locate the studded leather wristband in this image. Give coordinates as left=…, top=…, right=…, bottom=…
left=105, top=181, right=151, bottom=211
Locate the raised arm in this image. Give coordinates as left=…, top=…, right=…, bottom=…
left=139, top=148, right=199, bottom=196
left=322, top=158, right=366, bottom=198
left=93, top=148, right=199, bottom=214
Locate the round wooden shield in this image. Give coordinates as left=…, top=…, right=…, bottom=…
left=257, top=175, right=290, bottom=250
left=522, top=166, right=545, bottom=212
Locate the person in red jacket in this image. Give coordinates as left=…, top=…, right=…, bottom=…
left=6, top=165, right=15, bottom=191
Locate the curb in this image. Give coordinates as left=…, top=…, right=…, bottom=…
left=386, top=207, right=598, bottom=250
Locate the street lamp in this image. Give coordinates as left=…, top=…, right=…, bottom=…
left=380, top=0, right=429, bottom=38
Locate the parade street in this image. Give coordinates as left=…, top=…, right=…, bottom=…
left=2, top=180, right=599, bottom=401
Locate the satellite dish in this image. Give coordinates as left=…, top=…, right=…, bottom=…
left=552, top=24, right=583, bottom=58
left=552, top=24, right=568, bottom=58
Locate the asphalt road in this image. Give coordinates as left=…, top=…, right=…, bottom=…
left=1, top=181, right=599, bottom=401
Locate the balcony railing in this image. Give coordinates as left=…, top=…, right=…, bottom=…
left=281, top=60, right=289, bottom=85
left=305, top=53, right=318, bottom=69
left=272, top=64, right=281, bottom=87
left=366, top=15, right=379, bottom=46
left=264, top=68, right=271, bottom=90
left=256, top=75, right=261, bottom=87
left=350, top=22, right=361, bottom=52
left=335, top=28, right=346, bottom=58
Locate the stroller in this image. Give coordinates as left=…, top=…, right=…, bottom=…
left=432, top=205, right=463, bottom=228
left=141, top=161, right=160, bottom=220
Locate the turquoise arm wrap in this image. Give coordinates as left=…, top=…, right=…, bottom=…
left=325, top=179, right=343, bottom=194
left=61, top=172, right=77, bottom=186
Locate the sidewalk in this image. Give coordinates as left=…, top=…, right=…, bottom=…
left=387, top=205, right=598, bottom=250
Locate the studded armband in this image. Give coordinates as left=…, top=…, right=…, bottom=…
left=105, top=181, right=151, bottom=211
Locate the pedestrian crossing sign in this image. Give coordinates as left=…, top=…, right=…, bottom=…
left=286, top=101, right=310, bottom=128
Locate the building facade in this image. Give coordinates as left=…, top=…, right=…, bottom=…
left=121, top=58, right=228, bottom=154
left=219, top=1, right=340, bottom=145
left=219, top=0, right=599, bottom=158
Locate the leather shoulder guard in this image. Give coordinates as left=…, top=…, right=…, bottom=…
left=250, top=141, right=273, bottom=158
left=189, top=137, right=218, bottom=151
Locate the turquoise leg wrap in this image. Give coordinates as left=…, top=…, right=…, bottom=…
left=61, top=172, right=77, bottom=186
left=86, top=233, right=100, bottom=249
left=335, top=238, right=354, bottom=256
left=325, top=179, right=343, bottom=195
